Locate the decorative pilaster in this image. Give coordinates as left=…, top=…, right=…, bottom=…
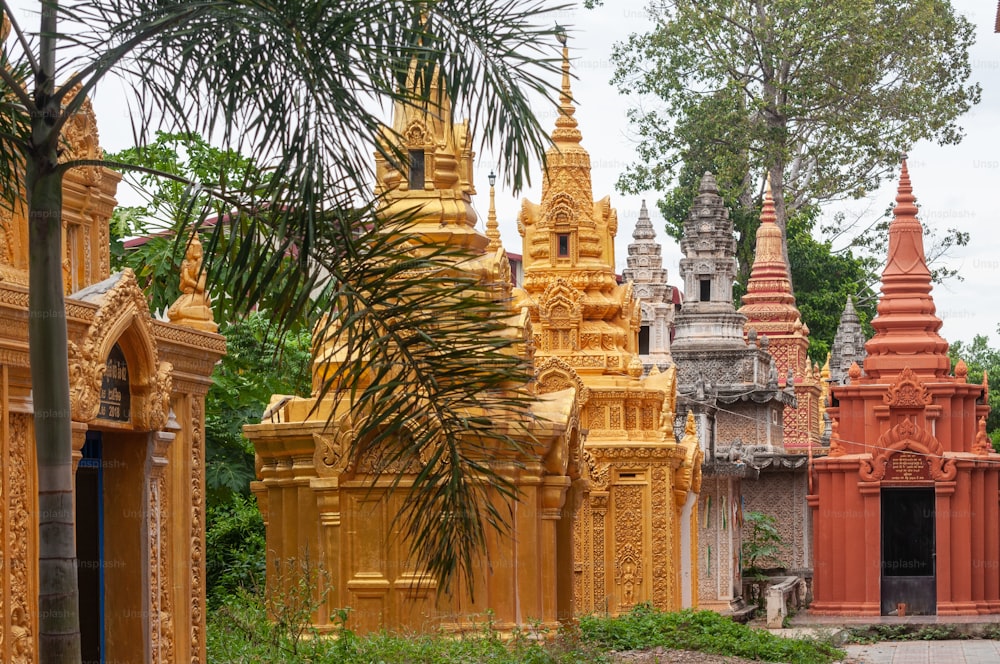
left=189, top=399, right=206, bottom=664
left=8, top=414, right=32, bottom=663
left=149, top=420, right=177, bottom=663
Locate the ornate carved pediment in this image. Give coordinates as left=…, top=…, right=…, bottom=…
left=403, top=120, right=429, bottom=148
left=859, top=418, right=955, bottom=482
left=543, top=191, right=577, bottom=228
left=59, top=82, right=103, bottom=185
left=884, top=367, right=932, bottom=408
left=539, top=279, right=582, bottom=324
left=535, top=356, right=589, bottom=408
left=69, top=269, right=171, bottom=429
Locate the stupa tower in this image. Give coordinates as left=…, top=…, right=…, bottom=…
left=670, top=173, right=747, bottom=350
left=862, top=160, right=949, bottom=380
left=829, top=296, right=867, bottom=385
left=739, top=176, right=822, bottom=451
left=622, top=200, right=675, bottom=371
left=514, top=36, right=632, bottom=376
left=810, top=161, right=998, bottom=617
left=513, top=38, right=703, bottom=615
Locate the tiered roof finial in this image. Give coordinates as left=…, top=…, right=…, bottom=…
left=829, top=295, right=868, bottom=384
left=740, top=172, right=794, bottom=309
left=863, top=159, right=949, bottom=379
left=633, top=200, right=655, bottom=241
left=552, top=30, right=582, bottom=146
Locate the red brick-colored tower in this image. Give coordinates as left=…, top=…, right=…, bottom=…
left=809, top=161, right=997, bottom=616
left=739, top=178, right=823, bottom=452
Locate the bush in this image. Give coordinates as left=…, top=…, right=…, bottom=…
left=579, top=604, right=844, bottom=663
left=205, top=493, right=266, bottom=609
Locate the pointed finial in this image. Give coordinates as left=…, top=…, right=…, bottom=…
left=632, top=198, right=656, bottom=240
left=699, top=171, right=719, bottom=194
left=864, top=156, right=948, bottom=378
left=895, top=155, right=918, bottom=218
left=760, top=172, right=777, bottom=226
left=551, top=27, right=581, bottom=143
left=485, top=170, right=501, bottom=252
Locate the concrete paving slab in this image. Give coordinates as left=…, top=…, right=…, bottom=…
left=843, top=639, right=1000, bottom=664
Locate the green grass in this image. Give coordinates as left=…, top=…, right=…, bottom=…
left=206, top=593, right=845, bottom=664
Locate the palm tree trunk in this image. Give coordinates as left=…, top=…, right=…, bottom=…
left=27, top=156, right=82, bottom=662
left=29, top=0, right=82, bottom=657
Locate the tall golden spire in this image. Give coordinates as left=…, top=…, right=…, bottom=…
left=552, top=33, right=583, bottom=146
left=485, top=170, right=501, bottom=252
left=517, top=31, right=615, bottom=282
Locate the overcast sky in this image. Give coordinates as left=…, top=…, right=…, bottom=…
left=9, top=0, right=998, bottom=346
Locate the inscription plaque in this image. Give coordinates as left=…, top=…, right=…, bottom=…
left=98, top=343, right=130, bottom=422
left=883, top=452, right=932, bottom=483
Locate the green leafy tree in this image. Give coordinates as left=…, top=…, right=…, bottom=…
left=786, top=207, right=877, bottom=363
left=107, top=131, right=282, bottom=318
left=949, top=332, right=1000, bottom=451
left=0, top=2, right=568, bottom=660
left=201, top=316, right=311, bottom=608
left=603, top=0, right=976, bottom=356
left=609, top=0, right=980, bottom=238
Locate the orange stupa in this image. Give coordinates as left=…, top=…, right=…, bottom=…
left=740, top=175, right=822, bottom=452
left=862, top=159, right=950, bottom=379
left=808, top=161, right=997, bottom=617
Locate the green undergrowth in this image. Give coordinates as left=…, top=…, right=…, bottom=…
left=579, top=604, right=845, bottom=664
left=207, top=588, right=609, bottom=663
left=207, top=592, right=845, bottom=663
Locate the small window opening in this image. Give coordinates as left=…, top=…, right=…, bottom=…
left=557, top=233, right=570, bottom=257
left=699, top=279, right=711, bottom=302
left=638, top=325, right=650, bottom=355
left=408, top=150, right=425, bottom=189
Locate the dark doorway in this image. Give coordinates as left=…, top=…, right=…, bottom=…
left=76, top=431, right=104, bottom=663
left=638, top=325, right=650, bottom=355
left=881, top=487, right=936, bottom=615
left=699, top=279, right=711, bottom=302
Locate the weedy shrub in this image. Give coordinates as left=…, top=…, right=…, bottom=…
left=207, top=589, right=610, bottom=663
left=579, top=603, right=845, bottom=664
